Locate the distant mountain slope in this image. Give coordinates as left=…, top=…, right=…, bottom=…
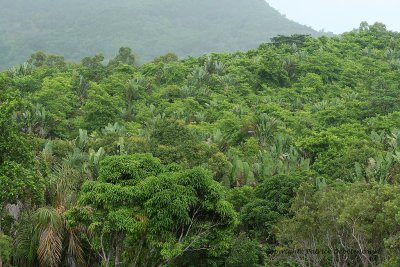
left=0, top=0, right=316, bottom=68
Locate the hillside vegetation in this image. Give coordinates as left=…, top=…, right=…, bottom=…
left=0, top=0, right=316, bottom=69
left=2, top=22, right=400, bottom=266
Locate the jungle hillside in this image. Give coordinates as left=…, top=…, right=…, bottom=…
left=1, top=22, right=400, bottom=266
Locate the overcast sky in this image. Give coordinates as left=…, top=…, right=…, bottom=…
left=266, top=0, right=400, bottom=34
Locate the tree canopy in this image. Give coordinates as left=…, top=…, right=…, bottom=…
left=1, top=22, right=400, bottom=266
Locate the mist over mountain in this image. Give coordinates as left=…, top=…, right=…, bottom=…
left=0, top=0, right=316, bottom=69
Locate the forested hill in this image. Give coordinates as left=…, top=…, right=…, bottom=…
left=2, top=23, right=400, bottom=266
left=0, top=0, right=316, bottom=69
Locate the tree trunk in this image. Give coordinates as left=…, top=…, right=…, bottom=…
left=114, top=233, right=125, bottom=267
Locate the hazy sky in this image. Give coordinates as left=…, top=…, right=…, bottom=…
left=267, top=0, right=400, bottom=33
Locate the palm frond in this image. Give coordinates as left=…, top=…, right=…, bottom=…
left=34, top=207, right=64, bottom=267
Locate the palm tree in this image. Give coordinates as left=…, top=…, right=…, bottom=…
left=73, top=73, right=90, bottom=105
left=15, top=160, right=86, bottom=267
left=282, top=57, right=297, bottom=79
left=255, top=114, right=280, bottom=147
left=253, top=134, right=310, bottom=178
left=34, top=207, right=64, bottom=267
left=125, top=78, right=144, bottom=120
left=22, top=104, right=48, bottom=137
left=15, top=206, right=84, bottom=267
left=225, top=155, right=255, bottom=187
left=7, top=62, right=35, bottom=77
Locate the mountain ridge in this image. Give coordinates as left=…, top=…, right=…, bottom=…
left=0, top=0, right=317, bottom=69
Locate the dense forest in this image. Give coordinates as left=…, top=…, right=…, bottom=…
left=0, top=0, right=317, bottom=70
left=1, top=22, right=400, bottom=266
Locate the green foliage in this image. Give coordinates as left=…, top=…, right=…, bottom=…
left=0, top=233, right=12, bottom=266
left=2, top=23, right=400, bottom=266
left=82, top=83, right=121, bottom=131
left=98, top=154, right=162, bottom=185
left=108, top=47, right=137, bottom=68
left=276, top=182, right=400, bottom=266
left=69, top=154, right=236, bottom=266
left=32, top=76, right=79, bottom=136
left=271, top=34, right=312, bottom=47
left=255, top=173, right=308, bottom=215
left=227, top=233, right=260, bottom=267
left=238, top=173, right=309, bottom=246
left=0, top=99, right=43, bottom=207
